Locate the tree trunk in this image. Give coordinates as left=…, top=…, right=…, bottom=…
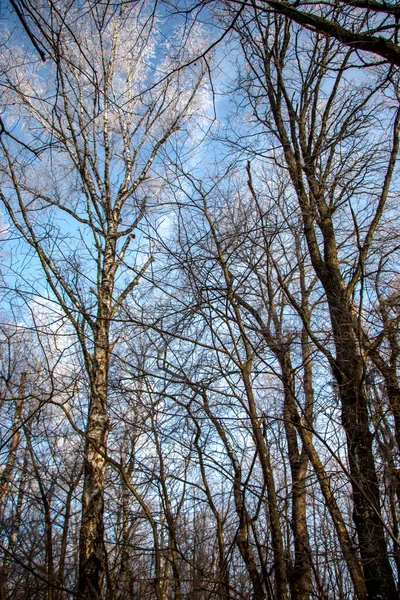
left=78, top=327, right=111, bottom=600
left=0, top=372, right=25, bottom=513
left=279, top=355, right=312, bottom=600
left=201, top=392, right=266, bottom=599
left=324, top=281, right=397, bottom=600
left=0, top=448, right=29, bottom=600
left=78, top=215, right=118, bottom=598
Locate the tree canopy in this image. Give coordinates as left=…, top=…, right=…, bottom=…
left=0, top=2, right=399, bottom=600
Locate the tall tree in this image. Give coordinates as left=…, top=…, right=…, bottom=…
left=233, top=8, right=399, bottom=599
left=0, top=2, right=208, bottom=597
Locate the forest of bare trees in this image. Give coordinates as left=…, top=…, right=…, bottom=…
left=0, top=1, right=399, bottom=599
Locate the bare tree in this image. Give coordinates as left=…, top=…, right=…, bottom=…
left=1, top=2, right=400, bottom=599
left=232, top=9, right=399, bottom=599
left=0, top=2, right=209, bottom=597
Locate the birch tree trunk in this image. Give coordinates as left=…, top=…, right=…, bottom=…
left=0, top=3, right=209, bottom=597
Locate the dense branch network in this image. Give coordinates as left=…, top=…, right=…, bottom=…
left=0, top=2, right=399, bottom=600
